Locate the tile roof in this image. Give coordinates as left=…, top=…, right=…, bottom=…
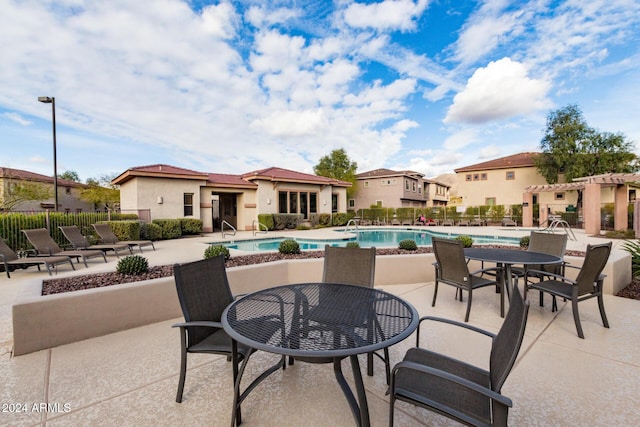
left=112, top=164, right=209, bottom=185
left=0, top=167, right=86, bottom=188
left=242, top=167, right=351, bottom=187
left=207, top=173, right=257, bottom=188
left=356, top=168, right=424, bottom=179
left=454, top=152, right=539, bottom=173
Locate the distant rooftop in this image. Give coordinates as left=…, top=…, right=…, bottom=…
left=454, top=152, right=539, bottom=173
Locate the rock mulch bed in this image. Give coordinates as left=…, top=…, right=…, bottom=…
left=43, top=246, right=640, bottom=300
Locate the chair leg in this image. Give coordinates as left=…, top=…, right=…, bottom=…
left=464, top=291, right=472, bottom=322
left=176, top=331, right=188, bottom=403
left=571, top=298, right=585, bottom=339
left=431, top=281, right=439, bottom=307
left=596, top=279, right=610, bottom=328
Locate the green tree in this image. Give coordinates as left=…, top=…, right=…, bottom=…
left=535, top=104, right=638, bottom=184
left=58, top=170, right=80, bottom=182
left=0, top=180, right=52, bottom=210
left=313, top=149, right=358, bottom=198
left=80, top=174, right=120, bottom=210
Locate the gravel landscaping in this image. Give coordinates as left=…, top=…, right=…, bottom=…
left=41, top=246, right=640, bottom=299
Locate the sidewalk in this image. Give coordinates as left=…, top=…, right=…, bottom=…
left=1, top=228, right=639, bottom=426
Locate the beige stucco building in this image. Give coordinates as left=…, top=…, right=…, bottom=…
left=352, top=168, right=449, bottom=210
left=0, top=167, right=93, bottom=212
left=112, top=164, right=351, bottom=232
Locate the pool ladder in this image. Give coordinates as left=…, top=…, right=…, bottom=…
left=541, top=218, right=577, bottom=241
left=252, top=220, right=268, bottom=236
left=222, top=220, right=236, bottom=239
left=344, top=219, right=359, bottom=233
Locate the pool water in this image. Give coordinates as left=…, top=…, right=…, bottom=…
left=222, top=228, right=520, bottom=252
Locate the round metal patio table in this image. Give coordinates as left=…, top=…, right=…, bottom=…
left=464, top=248, right=562, bottom=317
left=222, top=282, right=419, bottom=427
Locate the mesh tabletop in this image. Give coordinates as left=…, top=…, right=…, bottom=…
left=223, top=283, right=418, bottom=359
left=464, top=248, right=562, bottom=265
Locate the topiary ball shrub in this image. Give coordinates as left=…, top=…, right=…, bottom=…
left=204, top=244, right=231, bottom=260
left=116, top=255, right=149, bottom=275
left=399, top=239, right=418, bottom=250
left=346, top=241, right=360, bottom=248
left=519, top=236, right=530, bottom=249
left=454, top=235, right=473, bottom=248
left=279, top=239, right=301, bottom=254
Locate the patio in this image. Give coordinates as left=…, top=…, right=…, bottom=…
left=1, top=227, right=639, bottom=426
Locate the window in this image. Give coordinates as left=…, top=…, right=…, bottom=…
left=348, top=199, right=355, bottom=208
left=405, top=180, right=410, bottom=190
left=473, top=174, right=480, bottom=181
left=485, top=197, right=496, bottom=206
left=65, top=187, right=71, bottom=194
left=466, top=174, right=472, bottom=181
left=375, top=200, right=383, bottom=207
left=481, top=173, right=488, bottom=180
left=183, top=193, right=193, bottom=216
left=364, top=181, right=370, bottom=188
left=506, top=171, right=515, bottom=180
left=418, top=186, right=422, bottom=194
left=381, top=179, right=396, bottom=186
left=554, top=192, right=565, bottom=200
left=412, top=182, right=416, bottom=192
left=331, top=194, right=338, bottom=213
left=279, top=191, right=318, bottom=217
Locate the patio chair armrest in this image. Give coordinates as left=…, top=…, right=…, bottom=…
left=172, top=320, right=223, bottom=329
left=391, top=360, right=513, bottom=407
left=525, top=269, right=577, bottom=284
left=470, top=266, right=501, bottom=276
left=416, top=316, right=495, bottom=345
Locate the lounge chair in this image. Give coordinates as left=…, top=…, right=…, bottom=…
left=59, top=226, right=131, bottom=258
left=0, top=237, right=75, bottom=278
left=22, top=228, right=106, bottom=267
left=470, top=218, right=484, bottom=226
left=92, top=223, right=155, bottom=253
left=457, top=219, right=470, bottom=226
left=389, top=284, right=530, bottom=426
left=441, top=219, right=454, bottom=226
left=502, top=217, right=517, bottom=226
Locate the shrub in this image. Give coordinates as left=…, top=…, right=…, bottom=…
left=519, top=236, right=530, bottom=249
left=279, top=239, right=301, bottom=254
left=346, top=241, right=360, bottom=248
left=204, top=244, right=230, bottom=261
left=140, top=222, right=162, bottom=241
left=107, top=220, right=142, bottom=241
left=257, top=214, right=274, bottom=230
left=399, top=239, right=418, bottom=250
left=152, top=219, right=182, bottom=239
left=332, top=213, right=351, bottom=226
left=116, top=255, right=149, bottom=275
left=454, top=235, right=473, bottom=248
left=180, top=218, right=203, bottom=235
left=622, top=240, right=640, bottom=277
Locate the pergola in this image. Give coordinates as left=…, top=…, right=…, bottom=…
left=522, top=173, right=640, bottom=235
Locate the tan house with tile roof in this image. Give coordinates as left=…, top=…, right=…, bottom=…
left=112, top=164, right=351, bottom=232
left=352, top=168, right=449, bottom=210
left=0, top=167, right=93, bottom=212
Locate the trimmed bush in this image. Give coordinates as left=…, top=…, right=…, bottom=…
left=140, top=222, right=162, bottom=241
left=454, top=235, right=473, bottom=248
left=346, top=241, right=360, bottom=248
left=519, top=236, right=530, bottom=249
left=257, top=214, right=274, bottom=231
left=105, top=221, right=142, bottom=241
left=279, top=239, right=301, bottom=254
left=399, top=239, right=418, bottom=250
left=204, top=244, right=230, bottom=261
left=332, top=213, right=351, bottom=226
left=116, top=255, right=149, bottom=275
left=152, top=219, right=182, bottom=239
left=180, top=218, right=203, bottom=235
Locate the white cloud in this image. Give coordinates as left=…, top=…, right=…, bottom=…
left=443, top=128, right=478, bottom=150
left=200, top=1, right=239, bottom=39
left=444, top=58, right=551, bottom=124
left=245, top=5, right=299, bottom=28
left=2, top=112, right=31, bottom=126
left=343, top=0, right=429, bottom=32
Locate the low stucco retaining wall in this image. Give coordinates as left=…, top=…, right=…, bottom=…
left=12, top=251, right=630, bottom=356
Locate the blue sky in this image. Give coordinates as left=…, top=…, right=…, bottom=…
left=1, top=0, right=639, bottom=183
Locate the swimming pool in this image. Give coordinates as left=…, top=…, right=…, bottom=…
left=222, top=228, right=521, bottom=252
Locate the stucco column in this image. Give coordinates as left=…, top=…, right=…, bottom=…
left=522, top=192, right=533, bottom=227
left=584, top=183, right=601, bottom=235
left=614, top=184, right=628, bottom=231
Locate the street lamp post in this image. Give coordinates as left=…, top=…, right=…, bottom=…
left=38, top=96, right=58, bottom=212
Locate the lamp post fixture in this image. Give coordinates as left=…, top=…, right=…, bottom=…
left=38, top=96, right=58, bottom=212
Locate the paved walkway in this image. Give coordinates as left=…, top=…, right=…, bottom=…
left=1, top=227, right=639, bottom=426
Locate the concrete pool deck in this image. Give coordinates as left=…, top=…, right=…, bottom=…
left=1, top=226, right=639, bottom=426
